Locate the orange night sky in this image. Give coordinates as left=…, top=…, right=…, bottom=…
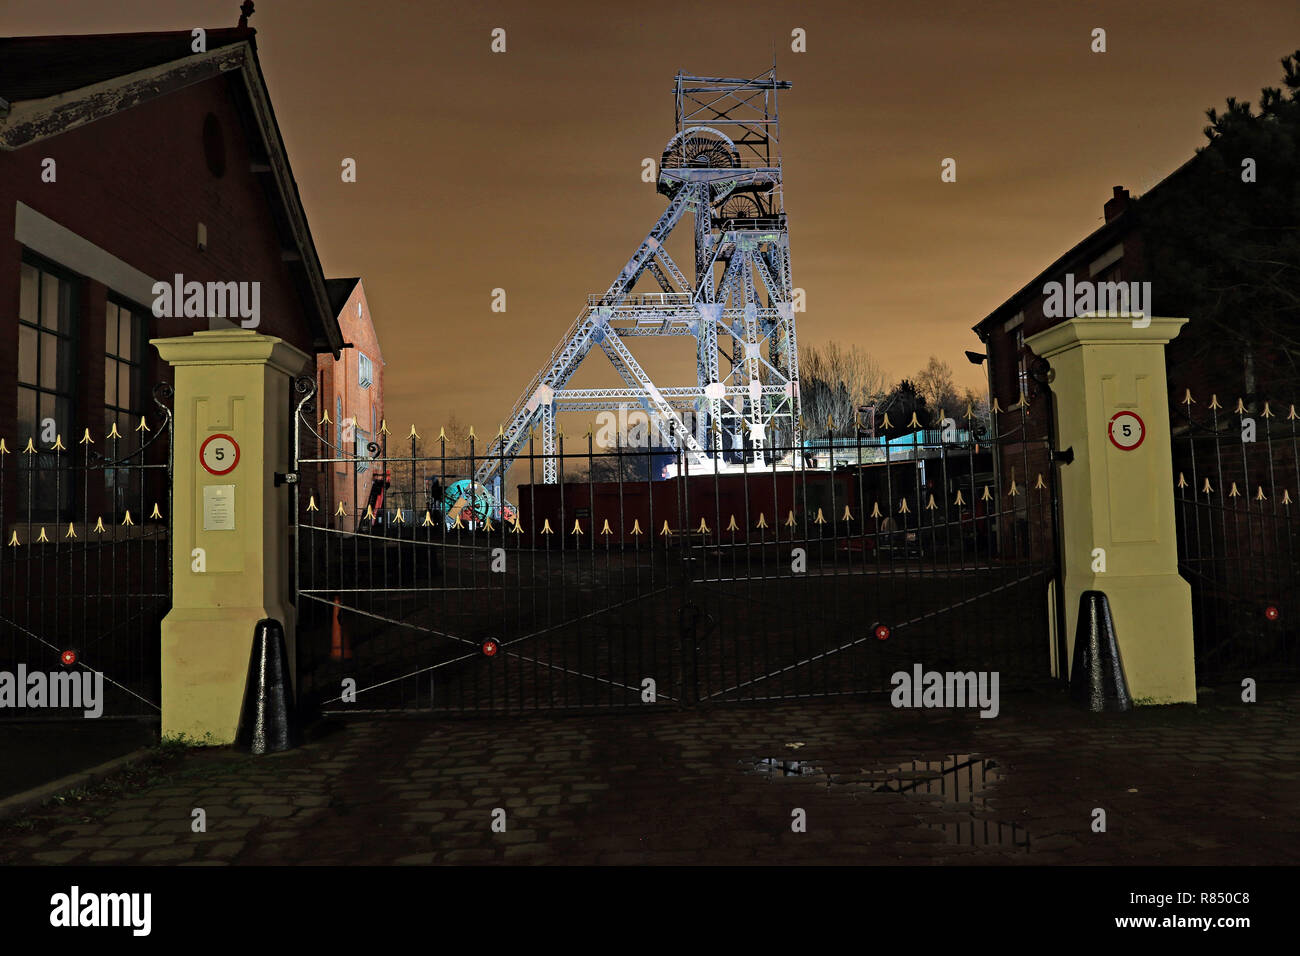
left=7, top=0, right=1299, bottom=433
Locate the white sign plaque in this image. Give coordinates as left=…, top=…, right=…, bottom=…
left=203, top=484, right=236, bottom=531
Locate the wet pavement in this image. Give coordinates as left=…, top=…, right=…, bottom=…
left=1, top=683, right=1297, bottom=865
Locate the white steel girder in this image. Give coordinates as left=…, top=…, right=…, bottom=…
left=477, top=72, right=801, bottom=486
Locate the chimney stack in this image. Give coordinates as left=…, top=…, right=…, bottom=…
left=1104, top=185, right=1130, bottom=223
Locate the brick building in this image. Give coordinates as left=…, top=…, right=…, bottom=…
left=318, top=277, right=385, bottom=523
left=0, top=24, right=344, bottom=521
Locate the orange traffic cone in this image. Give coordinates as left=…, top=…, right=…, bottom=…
left=330, top=595, right=353, bottom=660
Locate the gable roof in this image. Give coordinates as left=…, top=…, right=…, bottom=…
left=325, top=277, right=361, bottom=317
left=972, top=155, right=1200, bottom=339
left=0, top=26, right=343, bottom=357
left=0, top=28, right=250, bottom=103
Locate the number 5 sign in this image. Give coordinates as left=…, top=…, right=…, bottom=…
left=1108, top=411, right=1145, bottom=451
left=200, top=434, right=241, bottom=475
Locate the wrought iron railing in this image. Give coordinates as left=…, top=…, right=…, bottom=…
left=1173, top=390, right=1299, bottom=680
left=0, top=384, right=173, bottom=719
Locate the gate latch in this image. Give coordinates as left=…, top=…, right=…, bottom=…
left=274, top=470, right=299, bottom=486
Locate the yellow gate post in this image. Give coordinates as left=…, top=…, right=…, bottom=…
left=1027, top=315, right=1196, bottom=704
left=152, top=329, right=310, bottom=742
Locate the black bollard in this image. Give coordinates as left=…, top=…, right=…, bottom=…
left=1069, top=590, right=1132, bottom=712
left=236, top=618, right=299, bottom=754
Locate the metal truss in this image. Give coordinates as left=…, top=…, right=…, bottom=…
left=477, top=68, right=801, bottom=486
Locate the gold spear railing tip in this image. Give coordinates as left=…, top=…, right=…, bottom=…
left=36, top=527, right=48, bottom=543
left=898, top=499, right=910, bottom=514
left=842, top=505, right=853, bottom=521
left=785, top=510, right=796, bottom=526
left=438, top=426, right=447, bottom=441
left=1181, top=389, right=1195, bottom=405
left=908, top=412, right=920, bottom=428
left=408, top=424, right=420, bottom=440
left=880, top=412, right=892, bottom=429
left=755, top=512, right=769, bottom=528
left=93, top=517, right=106, bottom=533
left=422, top=510, right=435, bottom=527
left=925, top=495, right=937, bottom=511
left=1177, top=472, right=1187, bottom=488
left=121, top=510, right=134, bottom=526
left=149, top=503, right=162, bottom=519
left=65, top=522, right=77, bottom=539
left=1256, top=486, right=1267, bottom=501
left=630, top=519, right=643, bottom=535
left=51, top=434, right=65, bottom=451
left=697, top=517, right=710, bottom=534
left=320, top=410, right=333, bottom=425
left=727, top=514, right=739, bottom=531
left=22, top=437, right=36, bottom=454
left=660, top=520, right=673, bottom=536
left=307, top=494, right=318, bottom=512
left=813, top=508, right=826, bottom=525
left=106, top=422, right=121, bottom=439
left=1234, top=398, right=1245, bottom=414
left=335, top=502, right=347, bottom=516
left=954, top=490, right=965, bottom=506
left=601, top=518, right=612, bottom=535
left=1202, top=478, right=1213, bottom=494
left=1228, top=482, right=1240, bottom=498
left=136, top=416, right=149, bottom=432
left=571, top=519, right=583, bottom=535
left=6, top=530, right=18, bottom=546
left=871, top=502, right=882, bottom=517
left=1208, top=395, right=1221, bottom=410
left=0, top=438, right=9, bottom=454
left=380, top=419, right=391, bottom=436
left=541, top=519, right=553, bottom=534
left=1034, top=474, right=1046, bottom=490
left=964, top=402, right=975, bottom=420
left=1262, top=402, right=1274, bottom=418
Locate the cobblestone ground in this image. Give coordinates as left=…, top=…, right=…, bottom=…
left=2, top=684, right=1297, bottom=865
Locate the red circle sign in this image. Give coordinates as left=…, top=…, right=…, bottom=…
left=200, top=434, right=240, bottom=475
left=1108, top=411, right=1145, bottom=451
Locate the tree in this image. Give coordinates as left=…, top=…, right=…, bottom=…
left=1137, top=50, right=1300, bottom=399
left=798, top=341, right=889, bottom=437
left=913, top=356, right=961, bottom=418
left=876, top=379, right=931, bottom=438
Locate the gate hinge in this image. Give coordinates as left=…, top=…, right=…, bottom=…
left=1051, top=446, right=1074, bottom=465
left=274, top=470, right=299, bottom=486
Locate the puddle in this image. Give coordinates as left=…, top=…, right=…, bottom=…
left=743, top=752, right=1029, bottom=850
left=749, top=758, right=823, bottom=777
left=872, top=754, right=1029, bottom=849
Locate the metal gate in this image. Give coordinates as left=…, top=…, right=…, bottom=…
left=1173, top=389, right=1300, bottom=681
left=291, top=380, right=1064, bottom=715
left=0, top=383, right=173, bottom=719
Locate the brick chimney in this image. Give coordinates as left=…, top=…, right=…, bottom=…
left=1104, top=185, right=1130, bottom=223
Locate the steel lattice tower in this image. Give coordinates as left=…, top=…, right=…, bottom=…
left=477, top=69, right=802, bottom=487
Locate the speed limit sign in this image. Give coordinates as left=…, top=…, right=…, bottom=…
left=1108, top=411, right=1145, bottom=451
left=200, top=433, right=240, bottom=475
